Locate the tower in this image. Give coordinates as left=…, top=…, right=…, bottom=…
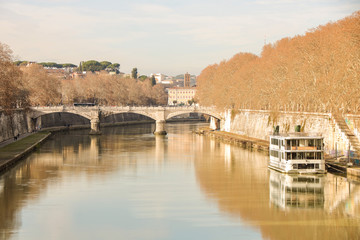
left=184, top=72, right=190, bottom=87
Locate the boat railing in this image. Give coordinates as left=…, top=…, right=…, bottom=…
left=287, top=146, right=323, bottom=151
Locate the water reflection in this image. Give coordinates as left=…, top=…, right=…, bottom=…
left=269, top=170, right=325, bottom=209
left=194, top=140, right=360, bottom=240
left=0, top=123, right=359, bottom=240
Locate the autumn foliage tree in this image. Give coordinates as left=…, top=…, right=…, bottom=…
left=21, top=64, right=62, bottom=106
left=1, top=41, right=167, bottom=109
left=0, top=43, right=29, bottom=112
left=61, top=73, right=167, bottom=106
left=196, top=11, right=360, bottom=114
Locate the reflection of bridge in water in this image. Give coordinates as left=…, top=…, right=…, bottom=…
left=30, top=106, right=223, bottom=134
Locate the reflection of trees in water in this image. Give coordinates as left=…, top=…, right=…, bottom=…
left=0, top=122, right=205, bottom=238
left=0, top=158, right=62, bottom=239
left=0, top=125, right=158, bottom=239
left=194, top=139, right=360, bottom=240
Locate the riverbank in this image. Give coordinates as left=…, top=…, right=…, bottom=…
left=326, top=158, right=360, bottom=181
left=195, top=128, right=269, bottom=153
left=196, top=128, right=360, bottom=181
left=0, top=131, right=51, bottom=174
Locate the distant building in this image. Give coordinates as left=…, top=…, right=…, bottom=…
left=184, top=72, right=191, bottom=87
left=161, top=80, right=173, bottom=85
left=167, top=87, right=196, bottom=105
left=151, top=73, right=166, bottom=83
left=71, top=72, right=85, bottom=79
left=25, top=62, right=36, bottom=67
left=45, top=68, right=68, bottom=79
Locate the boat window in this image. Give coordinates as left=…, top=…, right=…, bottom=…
left=271, top=138, right=279, bottom=145
left=293, top=164, right=298, bottom=169
left=315, top=164, right=319, bottom=169
left=305, top=152, right=315, bottom=159
left=271, top=150, right=279, bottom=158
left=316, top=139, right=322, bottom=148
left=298, top=164, right=315, bottom=169
left=316, top=152, right=322, bottom=159
left=308, top=139, right=314, bottom=147
left=287, top=152, right=291, bottom=160
left=286, top=140, right=291, bottom=150
left=299, top=139, right=305, bottom=147
left=292, top=152, right=297, bottom=159
left=291, top=140, right=298, bottom=147
left=297, top=152, right=305, bottom=159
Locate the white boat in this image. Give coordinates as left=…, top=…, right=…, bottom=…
left=269, top=133, right=326, bottom=174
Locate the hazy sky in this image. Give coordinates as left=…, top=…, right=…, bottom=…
left=0, top=0, right=359, bottom=76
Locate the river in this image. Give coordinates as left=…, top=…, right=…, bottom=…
left=0, top=122, right=359, bottom=240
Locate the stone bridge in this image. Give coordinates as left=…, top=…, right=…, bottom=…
left=29, top=105, right=223, bottom=135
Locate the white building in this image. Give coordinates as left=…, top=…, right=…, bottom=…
left=150, top=73, right=166, bottom=83
left=167, top=87, right=196, bottom=105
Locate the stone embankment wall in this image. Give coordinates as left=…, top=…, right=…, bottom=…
left=222, top=110, right=359, bottom=154
left=0, top=110, right=30, bottom=142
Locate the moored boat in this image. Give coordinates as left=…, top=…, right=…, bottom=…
left=269, top=133, right=326, bottom=174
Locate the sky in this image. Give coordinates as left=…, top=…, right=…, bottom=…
left=0, top=0, right=359, bottom=76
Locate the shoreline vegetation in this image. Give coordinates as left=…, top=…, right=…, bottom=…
left=196, top=11, right=360, bottom=115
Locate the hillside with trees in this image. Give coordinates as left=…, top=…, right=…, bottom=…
left=14, top=61, right=77, bottom=68
left=14, top=60, right=121, bottom=73
left=196, top=11, right=360, bottom=114
left=79, top=60, right=120, bottom=72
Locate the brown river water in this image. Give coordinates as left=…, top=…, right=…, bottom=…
left=0, top=122, right=359, bottom=240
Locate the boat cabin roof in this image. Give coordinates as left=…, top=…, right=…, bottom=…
left=270, top=132, right=323, bottom=140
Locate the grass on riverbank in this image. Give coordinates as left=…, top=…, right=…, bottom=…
left=0, top=132, right=50, bottom=161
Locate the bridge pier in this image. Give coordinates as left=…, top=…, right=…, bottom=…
left=89, top=118, right=101, bottom=135
left=26, top=116, right=35, bottom=132
left=154, top=120, right=167, bottom=135
left=210, top=116, right=220, bottom=130
left=90, top=118, right=101, bottom=135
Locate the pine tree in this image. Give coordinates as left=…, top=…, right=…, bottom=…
left=131, top=68, right=138, bottom=79
left=151, top=75, right=156, bottom=86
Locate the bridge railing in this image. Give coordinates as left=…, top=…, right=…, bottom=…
left=31, top=105, right=217, bottom=112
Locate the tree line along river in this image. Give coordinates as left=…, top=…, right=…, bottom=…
left=0, top=122, right=359, bottom=240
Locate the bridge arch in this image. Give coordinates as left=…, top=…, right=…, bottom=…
left=101, top=111, right=157, bottom=121
left=101, top=112, right=155, bottom=122
left=30, top=111, right=92, bottom=121
left=165, top=110, right=222, bottom=121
